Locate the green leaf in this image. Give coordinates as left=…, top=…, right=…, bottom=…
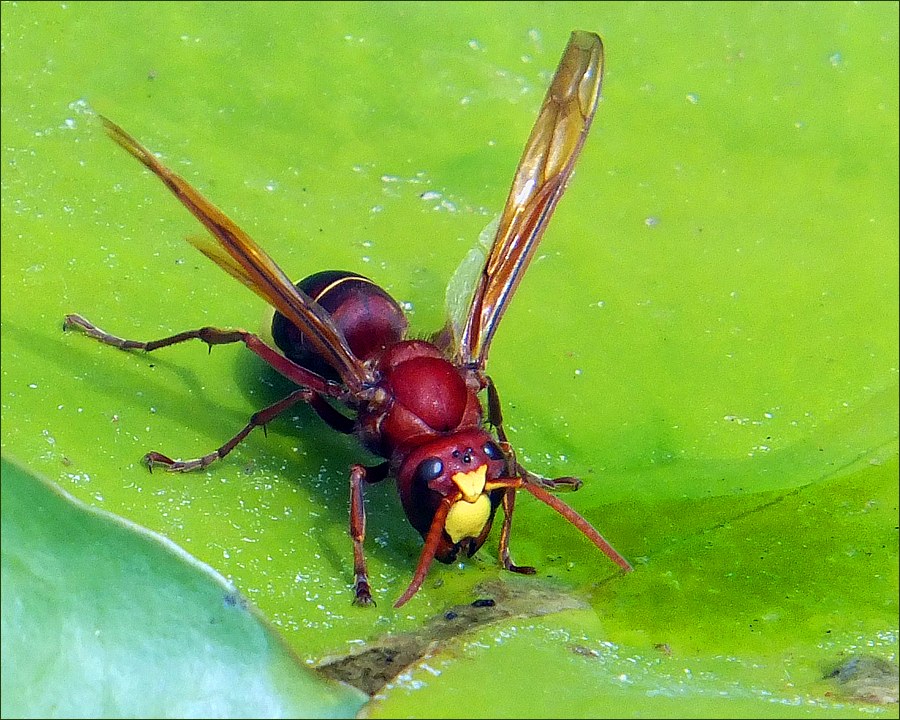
left=2, top=2, right=897, bottom=717
left=1, top=457, right=367, bottom=718
left=346, top=455, right=898, bottom=718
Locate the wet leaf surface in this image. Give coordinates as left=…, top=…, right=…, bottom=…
left=2, top=3, right=897, bottom=717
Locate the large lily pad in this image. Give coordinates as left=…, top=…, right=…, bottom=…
left=1, top=457, right=366, bottom=718
left=2, top=2, right=897, bottom=717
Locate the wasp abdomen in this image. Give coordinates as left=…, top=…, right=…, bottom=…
left=272, top=270, right=408, bottom=379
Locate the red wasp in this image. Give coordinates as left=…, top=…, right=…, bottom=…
left=65, top=31, right=631, bottom=607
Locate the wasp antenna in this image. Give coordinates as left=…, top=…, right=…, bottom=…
left=521, top=482, right=632, bottom=572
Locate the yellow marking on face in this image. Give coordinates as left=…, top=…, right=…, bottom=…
left=451, top=464, right=487, bottom=502
left=445, top=494, right=491, bottom=543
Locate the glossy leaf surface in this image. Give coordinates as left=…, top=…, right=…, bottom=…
left=0, top=458, right=367, bottom=718
left=2, top=2, right=896, bottom=717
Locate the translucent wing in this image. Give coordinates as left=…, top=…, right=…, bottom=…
left=442, top=215, right=498, bottom=351
left=101, top=117, right=372, bottom=392
left=456, top=31, right=604, bottom=369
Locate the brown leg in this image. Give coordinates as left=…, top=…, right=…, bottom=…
left=516, top=463, right=582, bottom=492
left=64, top=314, right=358, bottom=470
left=307, top=393, right=355, bottom=435
left=145, top=388, right=315, bottom=472
left=498, top=487, right=536, bottom=575
left=485, top=374, right=519, bottom=481
left=63, top=314, right=347, bottom=400
left=349, top=462, right=390, bottom=605
left=485, top=374, right=512, bottom=445
left=485, top=374, right=581, bottom=491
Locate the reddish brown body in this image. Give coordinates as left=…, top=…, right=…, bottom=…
left=274, top=276, right=504, bottom=567
left=361, top=340, right=479, bottom=454
left=64, top=31, right=632, bottom=608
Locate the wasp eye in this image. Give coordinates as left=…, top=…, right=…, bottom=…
left=413, top=457, right=444, bottom=485
left=483, top=441, right=504, bottom=461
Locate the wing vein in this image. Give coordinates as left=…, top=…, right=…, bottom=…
left=101, top=116, right=371, bottom=391
left=456, top=31, right=604, bottom=369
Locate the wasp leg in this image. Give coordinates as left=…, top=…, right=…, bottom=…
left=64, top=314, right=357, bottom=470
left=485, top=374, right=520, bottom=481
left=498, top=486, right=537, bottom=575
left=349, top=461, right=390, bottom=606
left=485, top=374, right=581, bottom=492
left=306, top=393, right=355, bottom=434
left=516, top=464, right=582, bottom=492
left=484, top=374, right=511, bottom=445
left=63, top=314, right=347, bottom=399
left=144, top=388, right=317, bottom=472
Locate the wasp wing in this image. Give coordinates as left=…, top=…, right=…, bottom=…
left=436, top=215, right=498, bottom=354
left=455, top=31, right=604, bottom=370
left=101, top=117, right=372, bottom=392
